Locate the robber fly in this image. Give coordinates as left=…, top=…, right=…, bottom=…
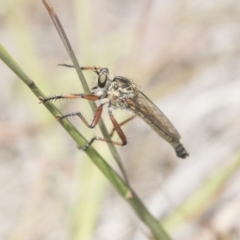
left=41, top=66, right=189, bottom=158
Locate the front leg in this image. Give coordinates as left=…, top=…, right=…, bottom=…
left=39, top=93, right=100, bottom=102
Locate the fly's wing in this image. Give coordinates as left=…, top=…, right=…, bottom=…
left=125, top=89, right=181, bottom=139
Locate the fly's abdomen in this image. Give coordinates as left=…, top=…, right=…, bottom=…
left=125, top=89, right=189, bottom=159
left=170, top=140, right=189, bottom=159
left=136, top=111, right=174, bottom=142
left=136, top=112, right=189, bottom=159
left=174, top=143, right=189, bottom=159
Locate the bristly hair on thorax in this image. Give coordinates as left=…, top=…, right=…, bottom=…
left=92, top=74, right=138, bottom=111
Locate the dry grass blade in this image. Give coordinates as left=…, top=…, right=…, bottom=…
left=42, top=0, right=89, bottom=93
left=42, top=0, right=131, bottom=190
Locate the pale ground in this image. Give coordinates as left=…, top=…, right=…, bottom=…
left=1, top=0, right=240, bottom=240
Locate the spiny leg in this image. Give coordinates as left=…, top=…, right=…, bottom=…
left=40, top=92, right=128, bottom=151
left=40, top=92, right=102, bottom=128
left=109, top=115, right=136, bottom=137
left=58, top=64, right=102, bottom=71
left=59, top=104, right=103, bottom=129
left=80, top=110, right=128, bottom=151
left=40, top=92, right=103, bottom=128
left=40, top=93, right=100, bottom=103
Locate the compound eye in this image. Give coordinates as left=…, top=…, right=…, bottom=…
left=98, top=74, right=107, bottom=88
left=98, top=68, right=109, bottom=88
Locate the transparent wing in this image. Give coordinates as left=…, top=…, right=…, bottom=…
left=125, top=90, right=181, bottom=139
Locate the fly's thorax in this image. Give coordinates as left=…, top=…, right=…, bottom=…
left=105, top=77, right=136, bottom=110
left=107, top=88, right=129, bottom=109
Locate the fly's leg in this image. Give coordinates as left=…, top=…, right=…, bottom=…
left=81, top=110, right=128, bottom=151
left=39, top=93, right=100, bottom=102
left=109, top=115, right=136, bottom=137
left=58, top=63, right=75, bottom=68
left=58, top=64, right=102, bottom=72
left=59, top=104, right=103, bottom=128
left=40, top=94, right=128, bottom=151
left=39, top=93, right=101, bottom=127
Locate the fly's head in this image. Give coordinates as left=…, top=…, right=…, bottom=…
left=91, top=68, right=111, bottom=97
left=95, top=67, right=109, bottom=88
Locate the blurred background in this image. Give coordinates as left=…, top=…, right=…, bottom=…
left=1, top=0, right=240, bottom=239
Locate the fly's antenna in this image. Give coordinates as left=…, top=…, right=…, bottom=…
left=94, top=66, right=100, bottom=75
